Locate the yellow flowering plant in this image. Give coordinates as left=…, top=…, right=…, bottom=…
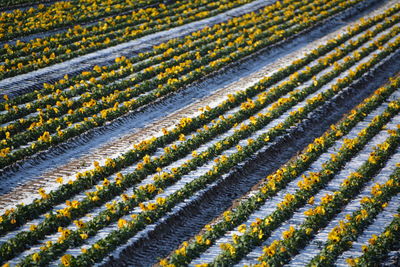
left=163, top=75, right=400, bottom=266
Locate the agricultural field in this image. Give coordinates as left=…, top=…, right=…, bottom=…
left=1, top=0, right=400, bottom=266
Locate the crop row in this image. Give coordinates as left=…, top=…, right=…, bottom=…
left=0, top=0, right=254, bottom=79
left=255, top=129, right=400, bottom=267
left=0, top=0, right=159, bottom=40
left=0, top=0, right=56, bottom=9
left=350, top=199, right=400, bottom=266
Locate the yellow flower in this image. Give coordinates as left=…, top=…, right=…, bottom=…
left=121, top=194, right=129, bottom=202
left=238, top=224, right=247, bottom=233
left=93, top=161, right=100, bottom=168
left=258, top=230, right=264, bottom=240
left=194, top=235, right=204, bottom=244
left=73, top=221, right=85, bottom=229
left=175, top=245, right=187, bottom=256
left=32, top=253, right=40, bottom=262
left=147, top=203, right=157, bottom=210
left=103, top=178, right=110, bottom=186
left=232, top=234, right=239, bottom=244
left=262, top=243, right=276, bottom=257
left=346, top=258, right=359, bottom=266
left=60, top=254, right=72, bottom=266
left=304, top=209, right=314, bottom=216
left=118, top=218, right=128, bottom=229
left=223, top=211, right=232, bottom=222
left=328, top=232, right=340, bottom=243
left=80, top=232, right=88, bottom=239
left=38, top=187, right=49, bottom=199
left=116, top=171, right=124, bottom=179
left=159, top=259, right=169, bottom=267
left=368, top=155, right=380, bottom=164
left=38, top=131, right=52, bottom=143
left=143, top=155, right=151, bottom=164
left=282, top=226, right=295, bottom=239
left=315, top=206, right=326, bottom=215
left=368, top=234, right=378, bottom=245
left=156, top=197, right=166, bottom=206
left=321, top=194, right=333, bottom=204
left=71, top=200, right=80, bottom=209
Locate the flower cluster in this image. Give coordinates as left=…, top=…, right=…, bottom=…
left=0, top=0, right=253, bottom=79
left=309, top=166, right=400, bottom=266
left=349, top=208, right=400, bottom=266
left=170, top=89, right=400, bottom=266
left=256, top=129, right=400, bottom=267
left=162, top=75, right=400, bottom=266
left=0, top=0, right=158, bottom=40
left=0, top=0, right=46, bottom=8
